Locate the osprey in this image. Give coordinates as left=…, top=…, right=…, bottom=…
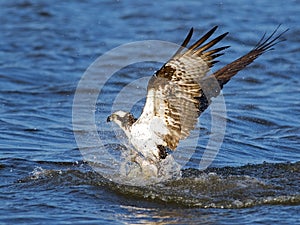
left=107, top=26, right=287, bottom=176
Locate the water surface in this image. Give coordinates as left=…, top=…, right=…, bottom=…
left=0, top=0, right=299, bottom=224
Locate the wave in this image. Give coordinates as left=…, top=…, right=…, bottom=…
left=11, top=159, right=300, bottom=208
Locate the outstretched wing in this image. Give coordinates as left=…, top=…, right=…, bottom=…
left=137, top=26, right=229, bottom=150
left=138, top=25, right=287, bottom=151
left=197, top=25, right=288, bottom=114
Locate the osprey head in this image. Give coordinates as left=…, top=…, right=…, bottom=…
left=107, top=110, right=137, bottom=131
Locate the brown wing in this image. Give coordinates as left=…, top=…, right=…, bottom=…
left=197, top=25, right=288, bottom=114
left=138, top=26, right=229, bottom=150
left=139, top=25, right=287, bottom=151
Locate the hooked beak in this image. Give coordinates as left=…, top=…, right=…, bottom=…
left=106, top=116, right=111, bottom=123
left=106, top=115, right=112, bottom=122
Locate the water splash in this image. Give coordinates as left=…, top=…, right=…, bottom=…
left=16, top=160, right=300, bottom=208
left=118, top=151, right=182, bottom=186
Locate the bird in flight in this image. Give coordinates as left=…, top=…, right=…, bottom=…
left=107, top=26, right=287, bottom=177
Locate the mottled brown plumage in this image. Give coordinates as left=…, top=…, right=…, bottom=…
left=144, top=25, right=287, bottom=151
left=107, top=26, right=287, bottom=163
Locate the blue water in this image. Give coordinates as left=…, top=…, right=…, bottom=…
left=1, top=0, right=300, bottom=224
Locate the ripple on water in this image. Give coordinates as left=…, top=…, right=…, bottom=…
left=8, top=158, right=300, bottom=209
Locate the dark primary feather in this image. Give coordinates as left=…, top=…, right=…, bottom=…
left=214, top=26, right=288, bottom=87
left=198, top=26, right=289, bottom=114
left=186, top=26, right=219, bottom=53
left=171, top=27, right=194, bottom=57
